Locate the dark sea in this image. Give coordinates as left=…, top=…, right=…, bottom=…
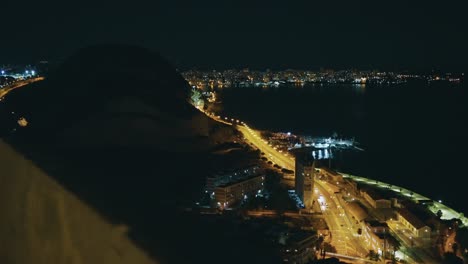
left=215, top=81, right=468, bottom=215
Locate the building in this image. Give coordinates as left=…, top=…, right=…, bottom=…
left=365, top=220, right=389, bottom=234
left=214, top=174, right=264, bottom=209
left=346, top=202, right=368, bottom=224
left=359, top=187, right=392, bottom=209
left=364, top=231, right=398, bottom=257
left=206, top=165, right=260, bottom=192
left=363, top=220, right=398, bottom=256
left=342, top=179, right=358, bottom=196
left=281, top=232, right=317, bottom=264
left=319, top=167, right=343, bottom=183
left=396, top=209, right=431, bottom=239
left=295, top=152, right=315, bottom=210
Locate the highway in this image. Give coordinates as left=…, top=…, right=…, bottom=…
left=315, top=180, right=370, bottom=258
left=237, top=124, right=295, bottom=170
left=201, top=110, right=448, bottom=263
left=202, top=118, right=372, bottom=258
left=202, top=110, right=295, bottom=170
left=0, top=77, right=44, bottom=98
left=203, top=112, right=374, bottom=262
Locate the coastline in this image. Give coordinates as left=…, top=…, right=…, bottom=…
left=205, top=107, right=468, bottom=226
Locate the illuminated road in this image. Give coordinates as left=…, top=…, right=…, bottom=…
left=315, top=180, right=369, bottom=258
left=0, top=77, right=44, bottom=98
left=202, top=110, right=295, bottom=170
left=203, top=112, right=374, bottom=262
left=339, top=173, right=449, bottom=263
left=317, top=181, right=434, bottom=264
left=201, top=110, right=450, bottom=263
left=341, top=173, right=468, bottom=226
left=325, top=252, right=379, bottom=264
left=205, top=109, right=467, bottom=227
left=237, top=124, right=295, bottom=170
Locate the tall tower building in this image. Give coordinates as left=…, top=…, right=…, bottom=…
left=295, top=151, right=315, bottom=210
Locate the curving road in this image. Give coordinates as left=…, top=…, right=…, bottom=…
left=342, top=173, right=468, bottom=226
left=0, top=77, right=44, bottom=99
left=202, top=110, right=460, bottom=263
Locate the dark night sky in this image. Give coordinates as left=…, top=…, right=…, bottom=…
left=1, top=0, right=467, bottom=71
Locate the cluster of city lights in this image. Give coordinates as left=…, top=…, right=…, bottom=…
left=0, top=69, right=36, bottom=78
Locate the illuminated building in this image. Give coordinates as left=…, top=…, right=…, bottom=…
left=214, top=174, right=264, bottom=209
left=295, top=152, right=315, bottom=210
left=363, top=221, right=396, bottom=257
left=396, top=209, right=431, bottom=239
left=281, top=232, right=316, bottom=264
left=318, top=167, right=343, bottom=183
left=206, top=165, right=260, bottom=192
left=359, top=187, right=393, bottom=209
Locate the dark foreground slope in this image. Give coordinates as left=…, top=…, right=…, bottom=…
left=0, top=45, right=278, bottom=264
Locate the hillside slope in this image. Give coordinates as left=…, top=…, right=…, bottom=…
left=3, top=45, right=236, bottom=151
left=0, top=45, right=272, bottom=264
left=0, top=140, right=156, bottom=264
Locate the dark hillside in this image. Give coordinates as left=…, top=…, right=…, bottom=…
left=0, top=45, right=276, bottom=264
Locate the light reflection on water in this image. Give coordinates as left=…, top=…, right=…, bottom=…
left=215, top=81, right=468, bottom=215
left=312, top=148, right=332, bottom=160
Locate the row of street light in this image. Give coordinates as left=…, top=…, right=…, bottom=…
left=205, top=110, right=295, bottom=166
left=0, top=70, right=36, bottom=76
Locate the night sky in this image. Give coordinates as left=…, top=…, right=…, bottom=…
left=2, top=0, right=467, bottom=71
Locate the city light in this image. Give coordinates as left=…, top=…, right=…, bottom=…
left=189, top=65, right=464, bottom=263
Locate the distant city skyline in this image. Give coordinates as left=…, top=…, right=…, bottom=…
left=1, top=57, right=467, bottom=74
left=2, top=62, right=466, bottom=76
left=182, top=68, right=464, bottom=89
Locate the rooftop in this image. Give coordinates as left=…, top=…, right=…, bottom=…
left=347, top=201, right=368, bottom=221
left=216, top=174, right=264, bottom=188
left=361, top=186, right=394, bottom=201
left=365, top=220, right=389, bottom=228
left=375, top=233, right=394, bottom=240
left=319, top=167, right=341, bottom=176
left=401, top=200, right=436, bottom=222
left=209, top=164, right=260, bottom=178
left=397, top=208, right=427, bottom=229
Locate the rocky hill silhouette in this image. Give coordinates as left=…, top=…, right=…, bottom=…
left=0, top=45, right=278, bottom=264
left=4, top=45, right=235, bottom=151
